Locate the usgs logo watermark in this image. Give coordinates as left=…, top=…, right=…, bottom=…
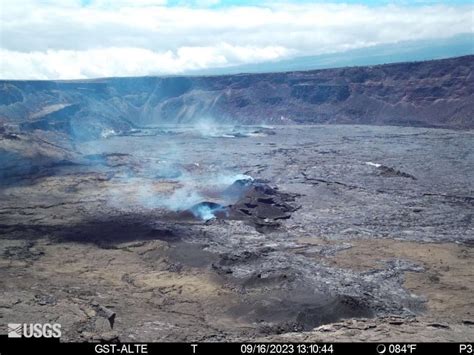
left=7, top=323, right=61, bottom=338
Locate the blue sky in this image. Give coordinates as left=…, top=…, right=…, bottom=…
left=1, top=0, right=473, bottom=79
left=80, top=0, right=474, bottom=6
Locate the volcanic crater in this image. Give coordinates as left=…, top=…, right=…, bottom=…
left=0, top=57, right=473, bottom=341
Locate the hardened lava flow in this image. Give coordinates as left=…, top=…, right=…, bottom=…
left=0, top=124, right=472, bottom=342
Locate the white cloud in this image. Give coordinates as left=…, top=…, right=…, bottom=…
left=0, top=45, right=290, bottom=79
left=0, top=1, right=472, bottom=79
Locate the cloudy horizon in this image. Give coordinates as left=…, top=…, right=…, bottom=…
left=0, top=0, right=473, bottom=80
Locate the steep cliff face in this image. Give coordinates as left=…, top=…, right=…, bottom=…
left=0, top=55, right=472, bottom=139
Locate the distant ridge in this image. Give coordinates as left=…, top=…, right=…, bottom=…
left=189, top=33, right=474, bottom=76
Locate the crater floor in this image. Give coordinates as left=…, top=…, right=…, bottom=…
left=0, top=125, right=473, bottom=341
